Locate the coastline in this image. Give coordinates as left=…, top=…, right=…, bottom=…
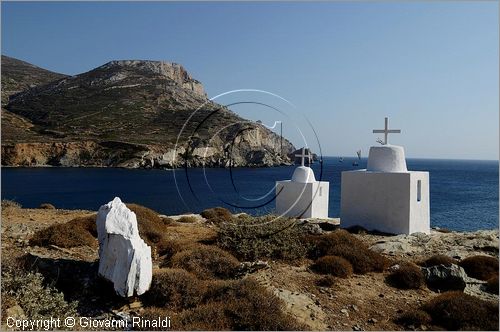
left=2, top=205, right=498, bottom=331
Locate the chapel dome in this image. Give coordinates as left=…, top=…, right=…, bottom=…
left=367, top=145, right=408, bottom=172
left=291, top=166, right=316, bottom=183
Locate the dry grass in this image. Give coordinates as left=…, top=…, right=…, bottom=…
left=173, top=301, right=231, bottom=330
left=486, top=275, right=499, bottom=294
left=395, top=309, right=432, bottom=329
left=316, top=275, right=336, bottom=287
left=311, top=255, right=353, bottom=278
left=200, top=206, right=233, bottom=223
left=386, top=262, right=425, bottom=289
left=306, top=230, right=389, bottom=274
left=170, top=245, right=240, bottom=280
left=177, top=215, right=198, bottom=223
left=217, top=215, right=307, bottom=261
left=422, top=291, right=499, bottom=330
left=29, top=214, right=97, bottom=248
left=136, top=307, right=174, bottom=331
left=1, top=199, right=21, bottom=209
left=140, top=270, right=304, bottom=330
left=459, top=255, right=499, bottom=280
left=201, top=278, right=305, bottom=330
left=38, top=203, right=55, bottom=209
left=141, top=268, right=207, bottom=310
left=126, top=203, right=169, bottom=247
left=419, top=254, right=457, bottom=267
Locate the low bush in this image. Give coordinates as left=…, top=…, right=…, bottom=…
left=395, top=309, right=432, bottom=328
left=202, top=278, right=305, bottom=330
left=305, top=230, right=389, bottom=274
left=177, top=215, right=198, bottom=223
left=170, top=245, right=240, bottom=280
left=386, top=263, right=425, bottom=289
left=29, top=214, right=97, bottom=248
left=486, top=275, right=499, bottom=294
left=1, top=199, right=21, bottom=209
left=1, top=267, right=77, bottom=322
left=39, top=203, right=55, bottom=209
left=127, top=204, right=169, bottom=247
left=141, top=269, right=206, bottom=310
left=67, top=215, right=97, bottom=237
left=136, top=307, right=175, bottom=331
left=422, top=291, right=499, bottom=330
left=459, top=255, right=499, bottom=280
left=217, top=215, right=307, bottom=261
left=200, top=207, right=233, bottom=223
left=157, top=239, right=191, bottom=261
left=419, top=254, right=457, bottom=267
left=172, top=302, right=231, bottom=331
left=316, top=275, right=336, bottom=287
left=311, top=255, right=353, bottom=278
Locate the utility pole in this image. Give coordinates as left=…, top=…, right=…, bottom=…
left=280, top=121, right=283, bottom=157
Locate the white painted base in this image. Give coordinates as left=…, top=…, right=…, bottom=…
left=340, top=170, right=430, bottom=234
left=276, top=180, right=329, bottom=218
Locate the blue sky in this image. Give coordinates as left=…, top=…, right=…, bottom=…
left=2, top=1, right=498, bottom=160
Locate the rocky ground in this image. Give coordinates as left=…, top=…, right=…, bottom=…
left=1, top=206, right=498, bottom=331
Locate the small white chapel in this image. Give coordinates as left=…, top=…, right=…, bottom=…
left=276, top=148, right=329, bottom=219
left=340, top=117, right=430, bottom=234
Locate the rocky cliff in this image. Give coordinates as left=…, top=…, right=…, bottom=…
left=1, top=56, right=295, bottom=168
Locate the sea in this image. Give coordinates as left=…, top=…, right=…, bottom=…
left=1, top=157, right=498, bottom=232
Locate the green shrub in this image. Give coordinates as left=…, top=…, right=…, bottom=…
left=200, top=207, right=233, bottom=223
left=217, top=215, right=307, bottom=261
left=29, top=214, right=97, bottom=248
left=395, top=309, right=432, bottom=328
left=170, top=245, right=240, bottom=280
left=420, top=254, right=457, bottom=267
left=486, top=275, right=499, bottom=294
left=1, top=267, right=77, bottom=322
left=141, top=269, right=206, bottom=310
left=39, top=203, right=55, bottom=209
left=177, top=215, right=198, bottom=223
left=386, top=263, right=425, bottom=289
left=311, top=255, right=353, bottom=278
left=422, top=291, right=499, bottom=330
left=459, top=255, right=499, bottom=280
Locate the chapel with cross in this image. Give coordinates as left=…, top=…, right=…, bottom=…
left=275, top=147, right=329, bottom=219
left=340, top=116, right=430, bottom=235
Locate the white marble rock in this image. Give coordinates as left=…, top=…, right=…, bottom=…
left=96, top=197, right=152, bottom=297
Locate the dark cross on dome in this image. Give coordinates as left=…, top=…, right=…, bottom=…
left=373, top=117, right=401, bottom=145
left=295, top=147, right=312, bottom=166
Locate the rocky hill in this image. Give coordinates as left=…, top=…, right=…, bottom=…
left=1, top=56, right=295, bottom=168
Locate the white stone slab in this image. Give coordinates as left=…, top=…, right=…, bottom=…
left=96, top=197, right=152, bottom=297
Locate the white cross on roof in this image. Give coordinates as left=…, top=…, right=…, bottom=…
left=373, top=117, right=401, bottom=145
left=295, top=147, right=311, bottom=166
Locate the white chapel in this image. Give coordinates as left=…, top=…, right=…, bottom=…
left=276, top=148, right=329, bottom=218
left=340, top=117, right=430, bottom=234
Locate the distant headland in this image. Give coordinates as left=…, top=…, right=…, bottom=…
left=1, top=55, right=295, bottom=169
